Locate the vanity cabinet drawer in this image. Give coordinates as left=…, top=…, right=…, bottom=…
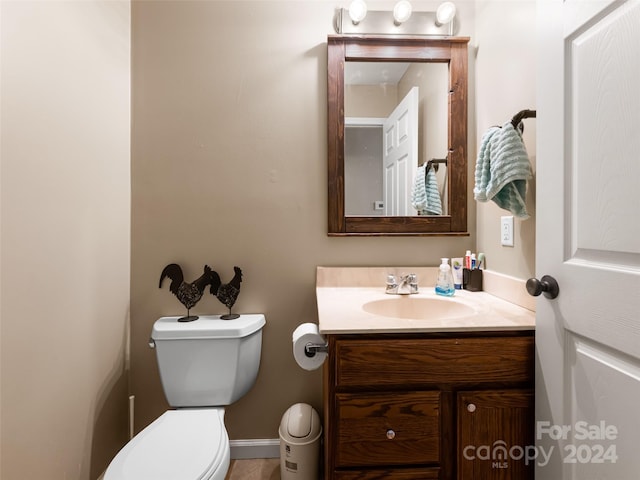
left=334, top=467, right=440, bottom=479
left=335, top=336, right=533, bottom=388
left=335, top=391, right=440, bottom=468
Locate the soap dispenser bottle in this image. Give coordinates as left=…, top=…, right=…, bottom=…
left=435, top=258, right=455, bottom=296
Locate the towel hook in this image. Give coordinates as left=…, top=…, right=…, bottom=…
left=425, top=158, right=447, bottom=175
left=511, top=109, right=536, bottom=132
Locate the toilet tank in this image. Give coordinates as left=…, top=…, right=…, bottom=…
left=151, top=314, right=266, bottom=407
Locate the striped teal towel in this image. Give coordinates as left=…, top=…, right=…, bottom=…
left=412, top=164, right=442, bottom=215
left=474, top=122, right=532, bottom=219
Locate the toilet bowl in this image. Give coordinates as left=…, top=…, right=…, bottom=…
left=104, top=314, right=266, bottom=480
left=105, top=409, right=229, bottom=480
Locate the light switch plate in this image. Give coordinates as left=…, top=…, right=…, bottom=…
left=501, top=215, right=514, bottom=247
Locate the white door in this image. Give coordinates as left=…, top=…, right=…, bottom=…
left=382, top=87, right=418, bottom=215
left=536, top=1, right=640, bottom=479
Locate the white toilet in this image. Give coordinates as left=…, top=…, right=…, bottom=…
left=104, top=314, right=266, bottom=480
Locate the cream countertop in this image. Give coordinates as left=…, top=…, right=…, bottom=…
left=316, top=266, right=535, bottom=334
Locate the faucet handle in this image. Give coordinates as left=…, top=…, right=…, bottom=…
left=385, top=274, right=398, bottom=293
left=407, top=273, right=419, bottom=293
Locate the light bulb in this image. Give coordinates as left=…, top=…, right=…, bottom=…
left=348, top=0, right=367, bottom=24
left=393, top=0, right=412, bottom=25
left=436, top=1, right=456, bottom=25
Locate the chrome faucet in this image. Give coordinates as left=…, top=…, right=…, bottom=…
left=386, top=273, right=418, bottom=294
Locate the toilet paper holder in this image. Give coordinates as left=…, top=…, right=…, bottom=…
left=304, top=342, right=328, bottom=358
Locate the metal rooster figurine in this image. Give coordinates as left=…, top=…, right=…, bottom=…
left=210, top=266, right=243, bottom=320
left=159, top=263, right=215, bottom=322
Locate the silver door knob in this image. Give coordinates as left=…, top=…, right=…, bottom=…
left=386, top=429, right=396, bottom=439
left=467, top=403, right=476, bottom=413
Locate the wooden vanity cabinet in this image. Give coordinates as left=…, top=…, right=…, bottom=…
left=323, top=332, right=534, bottom=480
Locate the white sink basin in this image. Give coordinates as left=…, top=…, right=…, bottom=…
left=362, top=296, right=476, bottom=320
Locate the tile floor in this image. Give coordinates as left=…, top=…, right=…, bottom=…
left=225, top=458, right=281, bottom=480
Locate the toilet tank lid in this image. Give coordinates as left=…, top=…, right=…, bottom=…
left=152, top=314, right=266, bottom=340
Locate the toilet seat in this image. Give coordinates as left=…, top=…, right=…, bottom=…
left=104, top=408, right=229, bottom=480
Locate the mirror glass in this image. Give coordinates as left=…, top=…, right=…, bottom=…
left=327, top=35, right=469, bottom=235
left=344, top=62, right=449, bottom=216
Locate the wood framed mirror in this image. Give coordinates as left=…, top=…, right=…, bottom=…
left=328, top=35, right=470, bottom=236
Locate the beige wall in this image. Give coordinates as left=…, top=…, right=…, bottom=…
left=345, top=84, right=399, bottom=117
left=474, top=0, right=536, bottom=278
left=400, top=63, right=450, bottom=213
left=131, top=0, right=476, bottom=440
left=1, top=1, right=131, bottom=478
left=400, top=63, right=449, bottom=164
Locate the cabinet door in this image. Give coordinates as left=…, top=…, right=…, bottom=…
left=458, top=390, right=534, bottom=480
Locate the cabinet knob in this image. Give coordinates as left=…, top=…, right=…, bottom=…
left=467, top=403, right=476, bottom=413
left=386, top=429, right=396, bottom=439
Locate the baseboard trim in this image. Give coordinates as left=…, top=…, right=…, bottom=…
left=230, top=438, right=280, bottom=459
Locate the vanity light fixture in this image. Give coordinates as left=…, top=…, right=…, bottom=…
left=393, top=0, right=412, bottom=25
left=348, top=0, right=368, bottom=24
left=335, top=0, right=456, bottom=35
left=435, top=1, right=457, bottom=26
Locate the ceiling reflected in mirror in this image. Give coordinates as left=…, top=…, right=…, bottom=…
left=345, top=62, right=409, bottom=86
